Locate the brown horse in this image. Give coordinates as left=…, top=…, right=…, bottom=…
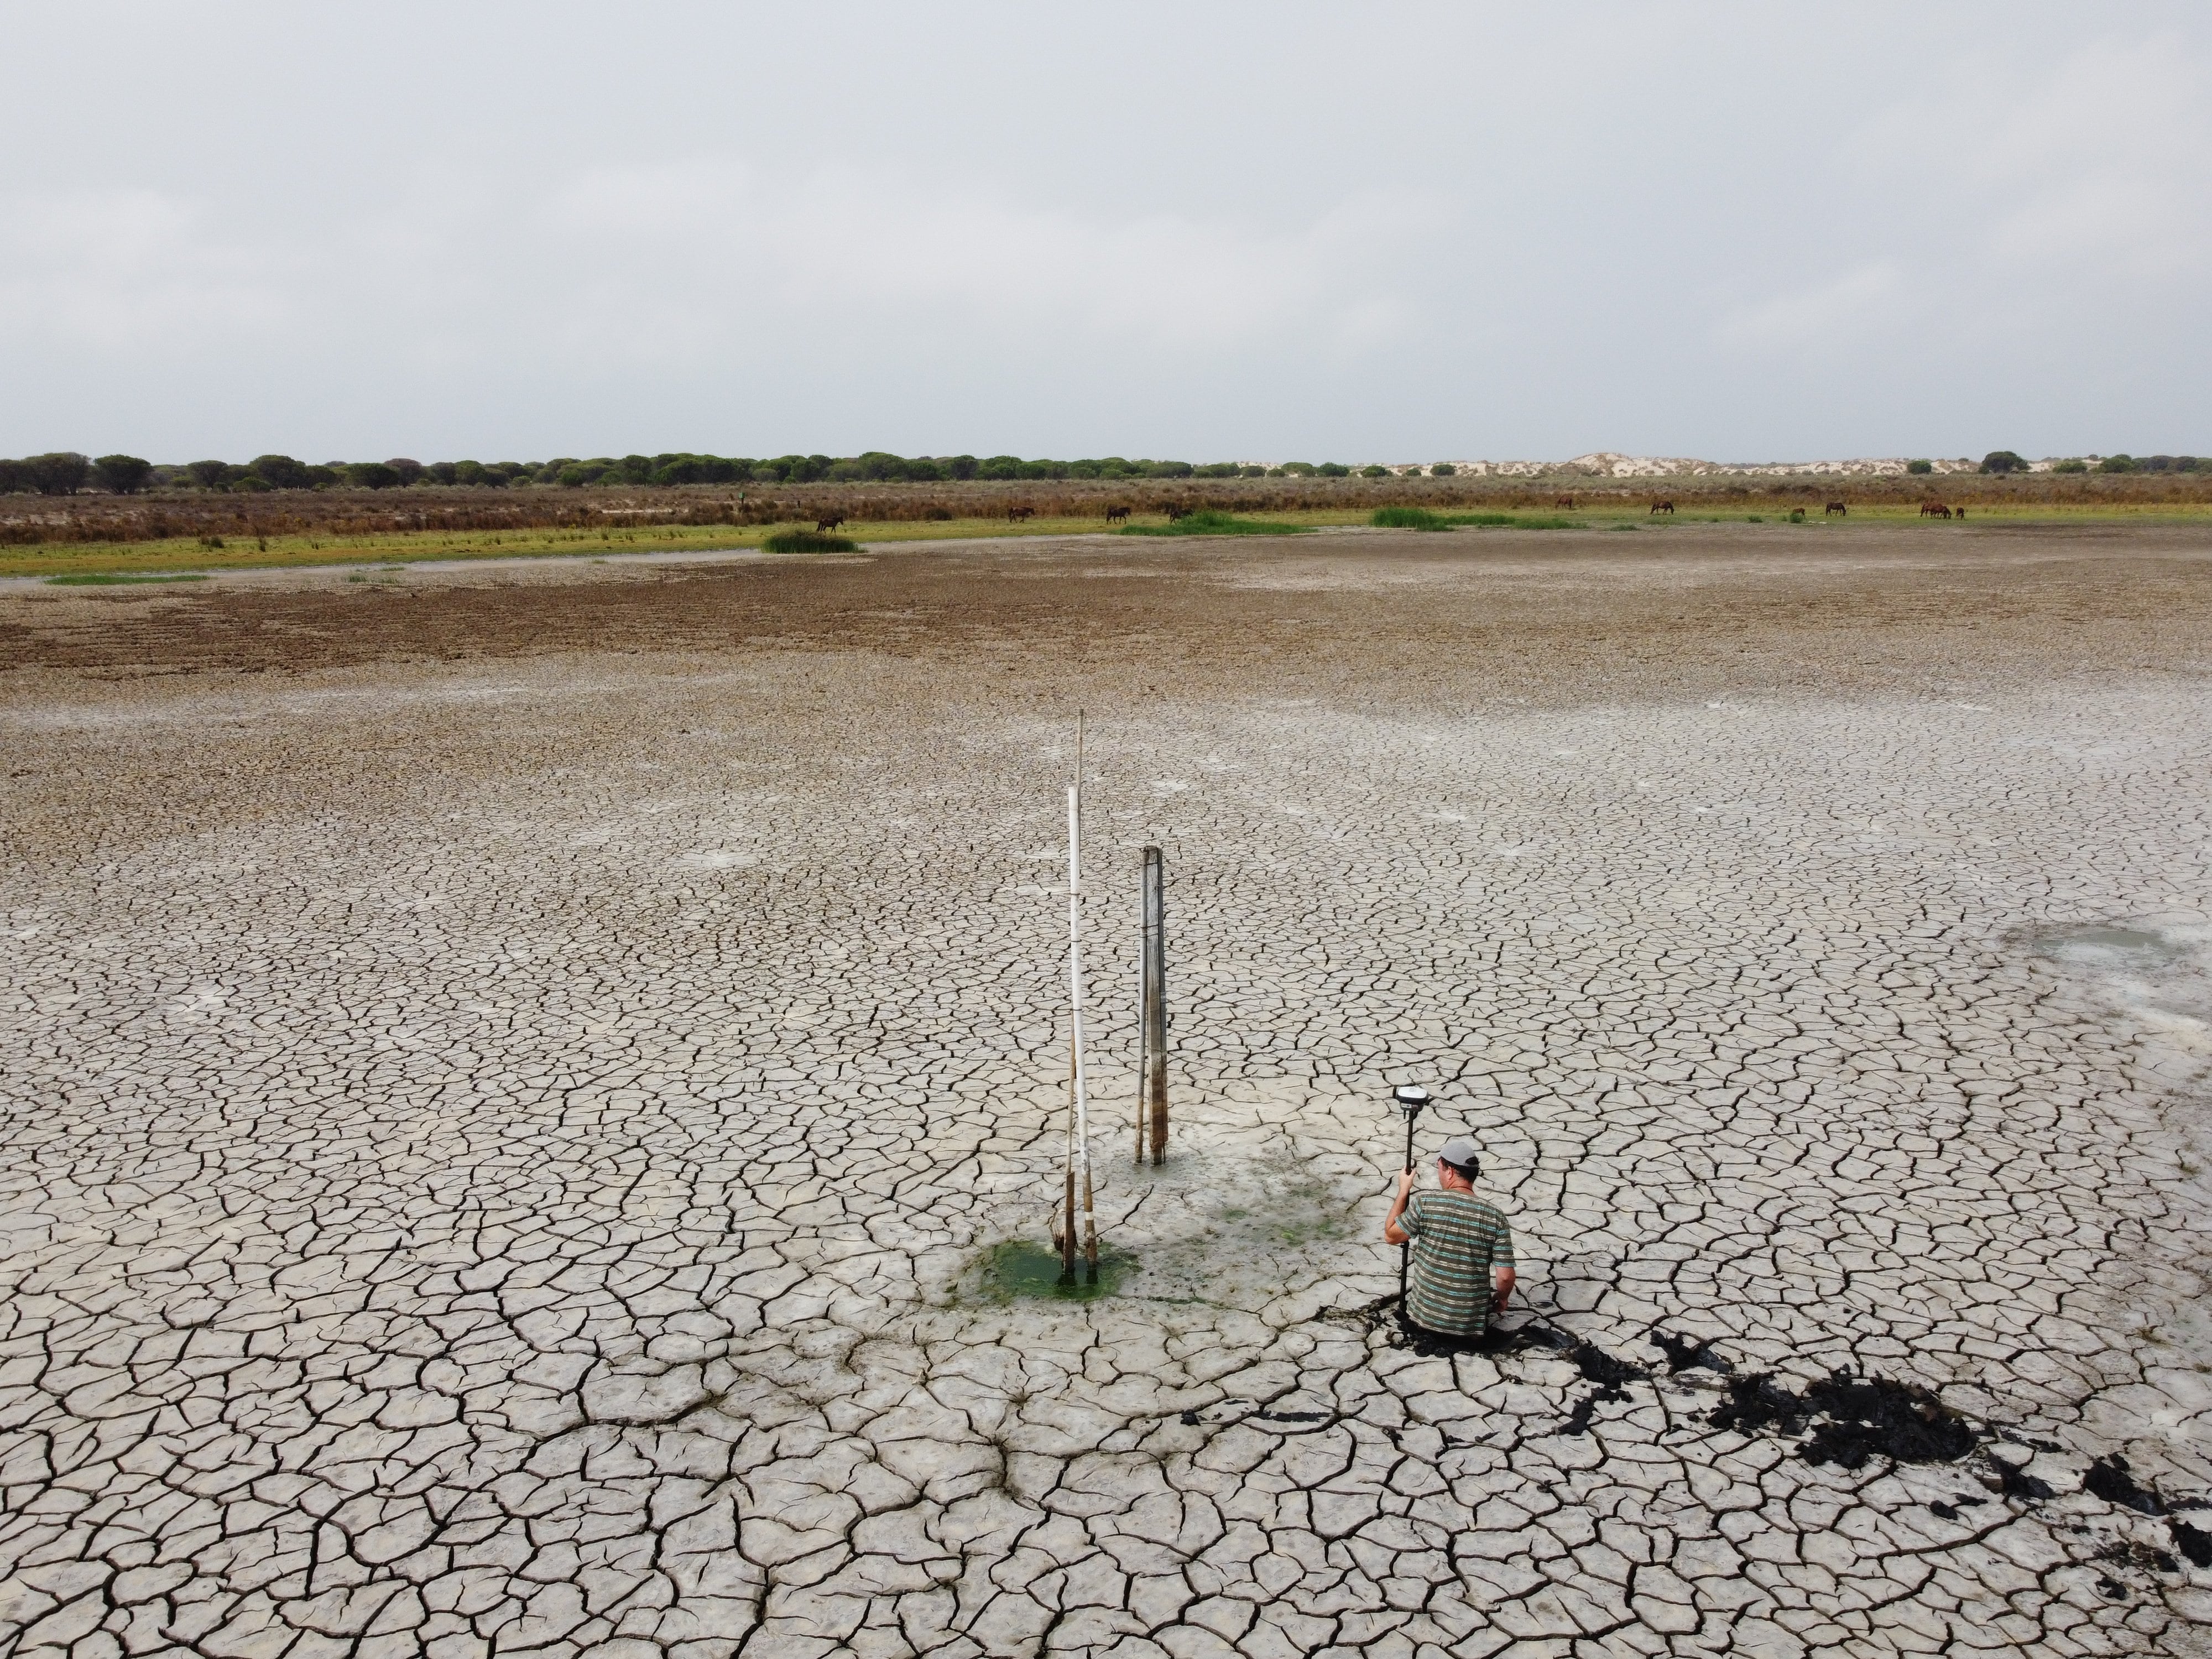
left=1104, top=505, right=1130, bottom=524
left=815, top=513, right=846, bottom=533
left=1007, top=505, right=1035, bottom=523
left=1919, top=500, right=1951, bottom=519
left=1553, top=494, right=1575, bottom=510
left=1955, top=507, right=1967, bottom=520
left=1824, top=500, right=1847, bottom=517
left=1164, top=505, right=1191, bottom=523
left=1650, top=499, right=1674, bottom=515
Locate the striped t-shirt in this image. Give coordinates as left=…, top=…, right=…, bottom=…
left=1402, top=1188, right=1514, bottom=1337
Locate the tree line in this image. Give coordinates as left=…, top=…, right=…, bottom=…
left=0, top=450, right=1442, bottom=495
left=7, top=447, right=2201, bottom=496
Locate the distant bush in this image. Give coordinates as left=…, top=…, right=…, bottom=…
left=1906, top=459, right=1933, bottom=475
left=1240, top=465, right=1268, bottom=478
left=2051, top=458, right=2088, bottom=473
left=46, top=572, right=208, bottom=586
left=1194, top=462, right=1240, bottom=479
left=1373, top=506, right=1573, bottom=531
left=1118, top=510, right=1310, bottom=538
left=1360, top=465, right=1390, bottom=478
left=386, top=458, right=425, bottom=486
left=1979, top=450, right=2027, bottom=474
left=347, top=462, right=401, bottom=489
left=1315, top=462, right=1350, bottom=477
left=1279, top=462, right=1316, bottom=476
left=231, top=475, right=272, bottom=492
left=764, top=528, right=859, bottom=553
left=92, top=453, right=153, bottom=494
left=1430, top=463, right=1455, bottom=477
left=250, top=454, right=315, bottom=490
left=184, top=460, right=234, bottom=489
left=2097, top=455, right=2136, bottom=473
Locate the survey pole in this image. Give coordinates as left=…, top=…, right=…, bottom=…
left=1141, top=846, right=1167, bottom=1165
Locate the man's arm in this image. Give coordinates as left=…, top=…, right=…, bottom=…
left=1491, top=1264, right=1515, bottom=1314
left=1383, top=1168, right=1414, bottom=1245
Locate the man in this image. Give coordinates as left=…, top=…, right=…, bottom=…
left=1383, top=1135, right=1515, bottom=1339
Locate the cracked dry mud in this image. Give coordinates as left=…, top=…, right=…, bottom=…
left=3, top=524, right=2211, bottom=1658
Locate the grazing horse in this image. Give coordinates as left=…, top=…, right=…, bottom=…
left=1955, top=507, right=1967, bottom=520
left=1164, top=504, right=1191, bottom=523
left=1918, top=500, right=1951, bottom=519
left=1007, top=505, right=1035, bottom=523
left=1104, top=505, right=1130, bottom=524
left=1824, top=500, right=1847, bottom=517
left=815, top=513, right=846, bottom=533
left=1649, top=499, right=1674, bottom=515
left=1553, top=494, right=1575, bottom=510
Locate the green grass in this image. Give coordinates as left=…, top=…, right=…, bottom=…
left=43, top=572, right=210, bottom=586
left=1117, top=510, right=1312, bottom=538
left=1369, top=507, right=1576, bottom=531
left=762, top=529, right=860, bottom=554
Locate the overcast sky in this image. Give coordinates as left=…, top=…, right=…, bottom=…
left=4, top=2, right=2207, bottom=465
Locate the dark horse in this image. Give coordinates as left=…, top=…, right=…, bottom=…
left=1824, top=500, right=1847, bottom=517
left=1919, top=500, right=1952, bottom=519
left=1104, top=505, right=1130, bottom=524
left=1649, top=499, right=1674, bottom=515
left=1007, top=505, right=1035, bottom=522
left=1164, top=504, right=1191, bottom=523
left=1553, top=494, right=1575, bottom=509
left=815, top=513, right=846, bottom=533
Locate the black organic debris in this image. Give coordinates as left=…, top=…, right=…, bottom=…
left=2097, top=1540, right=2180, bottom=1575
left=2085, top=1454, right=2164, bottom=1514
left=1652, top=1329, right=1733, bottom=1373
left=2172, top=1519, right=2212, bottom=1569
left=1991, top=1459, right=2058, bottom=1500
left=1709, top=1374, right=1809, bottom=1436
left=1797, top=1373, right=1976, bottom=1468
left=1561, top=1395, right=1601, bottom=1437
left=1708, top=1370, right=1974, bottom=1468
left=1572, top=1343, right=1648, bottom=1391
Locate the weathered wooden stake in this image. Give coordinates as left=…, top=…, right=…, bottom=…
left=1142, top=844, right=1167, bottom=1165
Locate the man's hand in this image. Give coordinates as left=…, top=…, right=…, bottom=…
left=1396, top=1167, right=1415, bottom=1198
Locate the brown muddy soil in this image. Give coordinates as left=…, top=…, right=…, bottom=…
left=5, top=521, right=2208, bottom=708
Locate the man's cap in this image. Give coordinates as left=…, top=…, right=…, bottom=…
left=1437, top=1136, right=1482, bottom=1172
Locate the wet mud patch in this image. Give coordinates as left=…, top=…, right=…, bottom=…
left=966, top=1240, right=1139, bottom=1303
left=1041, top=1144, right=1367, bottom=1311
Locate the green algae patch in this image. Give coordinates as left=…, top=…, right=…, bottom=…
left=971, top=1240, right=1137, bottom=1303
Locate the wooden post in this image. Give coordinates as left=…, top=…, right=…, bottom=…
left=1142, top=845, right=1167, bottom=1165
